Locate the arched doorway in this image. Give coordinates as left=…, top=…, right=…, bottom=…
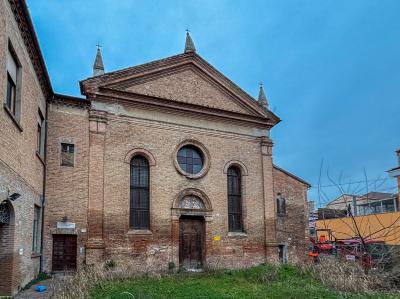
left=172, top=189, right=212, bottom=271
left=0, top=201, right=15, bottom=296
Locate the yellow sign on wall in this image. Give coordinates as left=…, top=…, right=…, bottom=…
left=213, top=235, right=221, bottom=241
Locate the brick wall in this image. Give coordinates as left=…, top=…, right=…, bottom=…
left=43, top=102, right=89, bottom=272
left=44, top=98, right=277, bottom=271
left=0, top=0, right=46, bottom=189
left=99, top=110, right=268, bottom=270
left=0, top=0, right=46, bottom=295
left=273, top=167, right=309, bottom=263
left=0, top=200, right=15, bottom=295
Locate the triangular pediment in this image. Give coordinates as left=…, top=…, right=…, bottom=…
left=117, top=66, right=254, bottom=115
left=81, top=53, right=280, bottom=123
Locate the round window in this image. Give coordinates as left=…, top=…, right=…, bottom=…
left=177, top=145, right=204, bottom=175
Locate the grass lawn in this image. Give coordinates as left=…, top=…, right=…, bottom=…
left=90, top=265, right=397, bottom=299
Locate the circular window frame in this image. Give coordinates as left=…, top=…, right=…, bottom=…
left=173, top=139, right=210, bottom=179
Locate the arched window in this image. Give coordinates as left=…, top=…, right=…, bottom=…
left=130, top=156, right=150, bottom=229
left=227, top=166, right=243, bottom=232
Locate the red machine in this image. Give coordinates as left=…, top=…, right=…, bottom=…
left=308, top=229, right=390, bottom=269
left=335, top=238, right=388, bottom=269
left=308, top=229, right=334, bottom=261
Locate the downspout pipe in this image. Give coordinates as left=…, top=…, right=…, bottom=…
left=39, top=97, right=49, bottom=273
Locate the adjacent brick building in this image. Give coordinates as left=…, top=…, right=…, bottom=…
left=0, top=1, right=310, bottom=296
left=0, top=0, right=52, bottom=295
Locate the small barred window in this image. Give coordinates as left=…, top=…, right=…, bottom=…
left=61, top=143, right=75, bottom=166
left=276, top=194, right=286, bottom=216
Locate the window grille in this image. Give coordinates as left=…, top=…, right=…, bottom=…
left=227, top=166, right=243, bottom=232
left=130, top=156, right=150, bottom=229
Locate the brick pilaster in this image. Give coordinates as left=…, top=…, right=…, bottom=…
left=260, top=136, right=279, bottom=262
left=86, top=110, right=107, bottom=264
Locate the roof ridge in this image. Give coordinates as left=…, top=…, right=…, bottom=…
left=81, top=53, right=190, bottom=83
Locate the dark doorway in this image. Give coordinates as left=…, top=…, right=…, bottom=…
left=179, top=216, right=204, bottom=270
left=52, top=234, right=77, bottom=271
left=278, top=244, right=288, bottom=263
left=0, top=202, right=15, bottom=296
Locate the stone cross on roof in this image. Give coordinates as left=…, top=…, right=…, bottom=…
left=184, top=30, right=196, bottom=53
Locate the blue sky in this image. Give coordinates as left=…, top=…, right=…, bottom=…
left=27, top=0, right=399, bottom=205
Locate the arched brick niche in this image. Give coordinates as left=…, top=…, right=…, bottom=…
left=223, top=160, right=249, bottom=176
left=171, top=188, right=212, bottom=218
left=124, top=148, right=156, bottom=166
left=0, top=201, right=15, bottom=296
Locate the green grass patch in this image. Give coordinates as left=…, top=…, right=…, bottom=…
left=90, top=264, right=396, bottom=299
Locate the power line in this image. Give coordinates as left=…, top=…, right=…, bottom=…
left=309, top=177, right=392, bottom=189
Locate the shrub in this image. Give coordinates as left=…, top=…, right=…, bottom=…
left=308, top=258, right=400, bottom=293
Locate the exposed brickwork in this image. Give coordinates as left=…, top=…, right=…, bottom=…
left=0, top=0, right=46, bottom=189
left=101, top=111, right=267, bottom=270
left=44, top=105, right=308, bottom=272
left=43, top=103, right=89, bottom=272
left=273, top=167, right=310, bottom=263
left=125, top=67, right=251, bottom=114
left=0, top=201, right=15, bottom=295
left=0, top=0, right=48, bottom=295
left=0, top=162, right=43, bottom=295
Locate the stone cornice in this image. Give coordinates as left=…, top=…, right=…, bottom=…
left=91, top=88, right=276, bottom=129
left=89, top=109, right=108, bottom=123
left=105, top=113, right=263, bottom=143
left=8, top=0, right=52, bottom=99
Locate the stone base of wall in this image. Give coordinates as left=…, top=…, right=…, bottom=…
left=93, top=238, right=267, bottom=273
left=265, top=244, right=279, bottom=263
left=86, top=240, right=105, bottom=266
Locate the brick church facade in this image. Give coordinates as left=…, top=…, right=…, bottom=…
left=0, top=0, right=310, bottom=296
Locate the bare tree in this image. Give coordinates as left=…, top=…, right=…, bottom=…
left=314, top=162, right=399, bottom=273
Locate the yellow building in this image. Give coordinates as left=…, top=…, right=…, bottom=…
left=315, top=211, right=400, bottom=245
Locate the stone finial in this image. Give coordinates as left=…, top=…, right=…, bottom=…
left=258, top=84, right=269, bottom=109
left=184, top=30, right=196, bottom=53
left=93, top=45, right=104, bottom=76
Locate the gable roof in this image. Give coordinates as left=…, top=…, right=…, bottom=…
left=358, top=192, right=395, bottom=201
left=80, top=52, right=280, bottom=127
left=273, top=164, right=311, bottom=188
left=326, top=194, right=358, bottom=206
left=327, top=192, right=397, bottom=207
